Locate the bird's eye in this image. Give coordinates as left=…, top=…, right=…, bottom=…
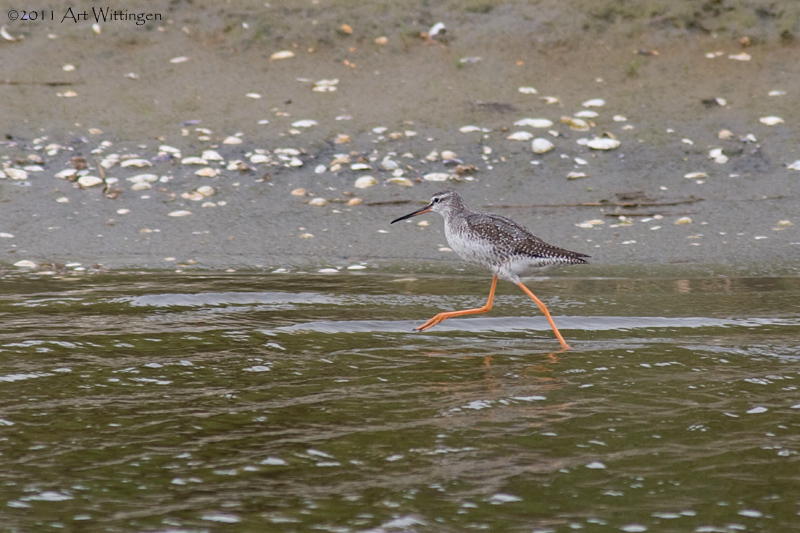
left=433, top=197, right=440, bottom=203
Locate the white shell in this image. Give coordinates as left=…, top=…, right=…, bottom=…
left=440, top=150, right=457, bottom=160
left=675, top=217, right=693, bottom=225
left=428, top=22, right=446, bottom=36
left=309, top=197, right=328, bottom=206
left=292, top=119, right=318, bottom=128
left=55, top=169, right=77, bottom=179
left=223, top=136, right=243, bottom=144
left=314, top=164, right=326, bottom=174
left=587, top=138, right=621, bottom=150
left=250, top=154, right=270, bottom=164
left=684, top=172, right=708, bottom=179
left=270, top=50, right=295, bottom=60
left=459, top=125, right=482, bottom=133
left=5, top=168, right=28, bottom=180
left=728, top=52, right=751, bottom=61
left=423, top=172, right=450, bottom=182
left=350, top=163, right=371, bottom=170
left=131, top=182, right=151, bottom=191
left=582, top=98, right=606, bottom=107
left=120, top=158, right=152, bottom=168
left=575, top=110, right=599, bottom=118
left=127, top=173, right=159, bottom=183
left=77, top=175, right=104, bottom=187
left=518, top=86, right=537, bottom=94
left=507, top=131, right=534, bottom=141
left=514, top=118, right=553, bottom=128
left=759, top=116, right=784, bottom=125
left=274, top=148, right=300, bottom=156
left=787, top=161, right=800, bottom=171
left=197, top=186, right=215, bottom=197
left=387, top=177, right=413, bottom=187
left=13, top=260, right=37, bottom=268
left=354, top=176, right=378, bottom=188
left=202, top=150, right=224, bottom=161
left=195, top=167, right=219, bottom=177
left=168, top=210, right=192, bottom=217
left=181, top=157, right=208, bottom=165
left=381, top=158, right=399, bottom=170
left=531, top=138, right=554, bottom=154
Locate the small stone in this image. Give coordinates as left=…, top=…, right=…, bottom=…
left=202, top=150, right=224, bottom=161
left=347, top=198, right=362, bottom=206
left=675, top=216, right=693, bottom=225
left=13, top=260, right=37, bottom=268
left=222, top=136, right=243, bottom=145
left=309, top=198, right=328, bottom=207
left=168, top=210, right=192, bottom=217
left=197, top=186, right=215, bottom=197
left=440, top=150, right=457, bottom=160
left=718, top=129, right=734, bottom=140
left=291, top=188, right=307, bottom=196
left=423, top=172, right=450, bottom=182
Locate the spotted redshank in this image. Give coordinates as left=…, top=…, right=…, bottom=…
left=391, top=189, right=589, bottom=350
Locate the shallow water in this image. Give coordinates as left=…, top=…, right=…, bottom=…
left=0, top=270, right=798, bottom=532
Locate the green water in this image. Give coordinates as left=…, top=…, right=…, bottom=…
left=0, top=271, right=798, bottom=532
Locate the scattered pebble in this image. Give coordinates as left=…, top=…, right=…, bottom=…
left=787, top=161, right=800, bottom=171
left=291, top=188, right=306, bottom=196
left=168, top=210, right=192, bottom=217
left=675, top=217, right=693, bottom=225
left=518, top=86, right=537, bottom=94
left=13, top=260, right=37, bottom=268
left=309, top=198, right=328, bottom=207
left=728, top=52, right=751, bottom=61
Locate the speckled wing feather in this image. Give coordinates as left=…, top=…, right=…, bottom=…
left=464, top=212, right=589, bottom=264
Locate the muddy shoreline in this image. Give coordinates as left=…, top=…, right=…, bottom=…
left=1, top=0, right=799, bottom=275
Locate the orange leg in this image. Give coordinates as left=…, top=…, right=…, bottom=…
left=415, top=276, right=498, bottom=332
left=516, top=281, right=572, bottom=350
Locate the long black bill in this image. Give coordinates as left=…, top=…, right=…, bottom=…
left=391, top=203, right=433, bottom=224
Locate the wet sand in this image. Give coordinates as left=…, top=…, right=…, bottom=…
left=1, top=0, right=799, bottom=275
